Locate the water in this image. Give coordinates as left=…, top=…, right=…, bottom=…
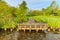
left=0, top=30, right=60, bottom=40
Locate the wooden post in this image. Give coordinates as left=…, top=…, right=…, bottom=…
left=4, top=28, right=7, bottom=31
left=42, top=28, right=44, bottom=31
left=24, top=25, right=26, bottom=32
left=17, top=29, right=19, bottom=31
left=29, top=25, right=31, bottom=32
left=17, top=24, right=19, bottom=31
left=19, top=25, right=21, bottom=31
left=58, top=29, right=60, bottom=32
left=48, top=29, right=50, bottom=32
left=35, top=25, right=38, bottom=32
left=53, top=29, right=55, bottom=32
left=30, top=25, right=31, bottom=32
left=35, top=24, right=36, bottom=30
left=51, top=27, right=53, bottom=29
left=11, top=29, right=13, bottom=32
left=36, top=29, right=38, bottom=32
left=40, top=25, right=42, bottom=30
left=24, top=29, right=25, bottom=33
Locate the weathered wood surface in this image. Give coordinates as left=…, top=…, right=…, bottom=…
left=17, top=23, right=48, bottom=32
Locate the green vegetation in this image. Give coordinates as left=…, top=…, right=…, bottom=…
left=0, top=0, right=60, bottom=29
left=0, top=0, right=28, bottom=29
left=32, top=16, right=60, bottom=28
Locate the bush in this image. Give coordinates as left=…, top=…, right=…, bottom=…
left=32, top=16, right=60, bottom=28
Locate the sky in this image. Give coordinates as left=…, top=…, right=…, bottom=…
left=4, top=0, right=60, bottom=10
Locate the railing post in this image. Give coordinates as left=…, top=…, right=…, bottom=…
left=53, top=29, right=55, bottom=32
left=4, top=28, right=7, bottom=31
left=19, top=25, right=21, bottom=31
left=48, top=29, right=50, bottom=32
left=17, top=24, right=20, bottom=31
left=40, top=25, right=42, bottom=30
left=24, top=25, right=26, bottom=32
left=35, top=24, right=36, bottom=29
left=11, top=29, right=13, bottom=32
left=29, top=25, right=31, bottom=32
left=58, top=29, right=60, bottom=32
left=35, top=25, right=38, bottom=32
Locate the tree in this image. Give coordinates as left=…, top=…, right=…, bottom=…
left=43, top=0, right=59, bottom=16
left=15, top=1, right=28, bottom=23
left=49, top=0, right=58, bottom=16
left=0, top=0, right=16, bottom=29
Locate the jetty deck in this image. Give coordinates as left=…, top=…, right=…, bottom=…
left=17, top=23, right=48, bottom=32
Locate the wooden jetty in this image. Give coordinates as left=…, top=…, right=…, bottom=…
left=17, top=23, right=60, bottom=32
left=17, top=23, right=48, bottom=32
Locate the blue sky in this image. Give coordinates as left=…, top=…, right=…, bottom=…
left=4, top=0, right=60, bottom=10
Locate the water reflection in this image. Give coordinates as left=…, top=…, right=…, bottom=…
left=18, top=31, right=46, bottom=40
left=0, top=30, right=46, bottom=40
left=0, top=30, right=60, bottom=40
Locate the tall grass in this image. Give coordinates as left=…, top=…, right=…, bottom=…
left=32, top=16, right=60, bottom=28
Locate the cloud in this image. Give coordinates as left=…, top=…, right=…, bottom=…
left=4, top=0, right=52, bottom=10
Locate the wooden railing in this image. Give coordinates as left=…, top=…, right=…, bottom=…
left=17, top=23, right=48, bottom=32
left=3, top=23, right=60, bottom=32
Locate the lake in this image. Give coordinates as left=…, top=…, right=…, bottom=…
left=0, top=30, right=60, bottom=40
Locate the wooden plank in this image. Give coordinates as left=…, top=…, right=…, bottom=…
left=17, top=23, right=48, bottom=31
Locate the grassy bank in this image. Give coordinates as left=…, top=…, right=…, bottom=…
left=32, top=16, right=60, bottom=28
